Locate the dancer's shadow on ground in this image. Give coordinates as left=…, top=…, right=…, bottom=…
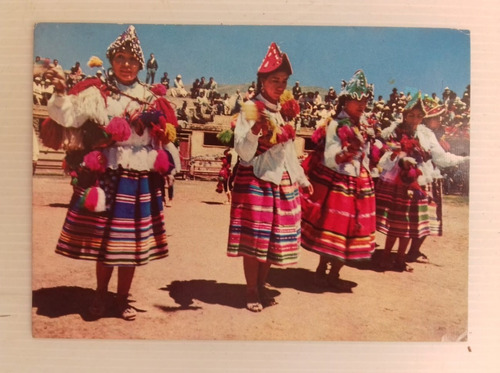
left=201, top=201, right=225, bottom=205
left=266, top=267, right=357, bottom=294
left=346, top=249, right=441, bottom=272
left=32, top=286, right=119, bottom=321
left=266, top=252, right=397, bottom=293
left=345, top=249, right=386, bottom=272
left=159, top=279, right=271, bottom=312
left=49, top=203, right=70, bottom=208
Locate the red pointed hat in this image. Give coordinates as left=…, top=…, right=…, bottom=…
left=257, top=42, right=293, bottom=75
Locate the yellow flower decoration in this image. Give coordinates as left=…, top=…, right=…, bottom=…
left=165, top=123, right=177, bottom=143
left=241, top=101, right=258, bottom=121
left=87, top=56, right=103, bottom=68
left=279, top=90, right=294, bottom=105
left=267, top=117, right=281, bottom=145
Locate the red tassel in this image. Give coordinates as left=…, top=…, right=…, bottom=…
left=39, top=118, right=65, bottom=150
left=68, top=78, right=109, bottom=101
left=152, top=97, right=179, bottom=128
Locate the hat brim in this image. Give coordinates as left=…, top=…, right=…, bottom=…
left=425, top=106, right=446, bottom=118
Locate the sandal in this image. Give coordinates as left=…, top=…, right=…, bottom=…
left=88, top=290, right=108, bottom=318
left=116, top=297, right=137, bottom=321
left=246, top=289, right=263, bottom=312
left=246, top=302, right=263, bottom=312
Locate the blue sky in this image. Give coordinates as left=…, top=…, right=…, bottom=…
left=34, top=23, right=470, bottom=99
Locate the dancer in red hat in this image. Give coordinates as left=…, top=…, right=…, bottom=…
left=227, top=43, right=313, bottom=312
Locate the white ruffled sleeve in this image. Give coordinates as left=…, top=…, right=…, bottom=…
left=233, top=112, right=259, bottom=162
left=418, top=125, right=468, bottom=168
left=47, top=86, right=108, bottom=129
left=323, top=120, right=342, bottom=169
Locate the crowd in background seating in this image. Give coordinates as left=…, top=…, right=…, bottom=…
left=33, top=55, right=470, bottom=162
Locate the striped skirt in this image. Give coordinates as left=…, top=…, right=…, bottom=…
left=56, top=168, right=168, bottom=266
left=227, top=165, right=301, bottom=266
left=376, top=177, right=436, bottom=238
left=301, top=163, right=376, bottom=261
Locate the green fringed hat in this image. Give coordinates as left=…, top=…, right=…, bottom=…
left=404, top=91, right=426, bottom=113
left=339, top=69, right=374, bottom=99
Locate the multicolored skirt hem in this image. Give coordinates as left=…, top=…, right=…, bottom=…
left=55, top=168, right=168, bottom=266
left=376, top=177, right=438, bottom=239
left=227, top=165, right=301, bottom=266
left=301, top=163, right=376, bottom=261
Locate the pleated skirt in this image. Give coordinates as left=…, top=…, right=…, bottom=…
left=55, top=168, right=168, bottom=266
left=227, top=165, right=301, bottom=266
left=301, top=163, right=376, bottom=261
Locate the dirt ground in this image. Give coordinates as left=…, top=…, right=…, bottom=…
left=31, top=175, right=469, bottom=341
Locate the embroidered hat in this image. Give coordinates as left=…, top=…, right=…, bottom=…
left=403, top=91, right=426, bottom=113
left=339, top=69, right=374, bottom=99
left=106, top=25, right=145, bottom=70
left=257, top=42, right=292, bottom=75
left=423, top=97, right=446, bottom=118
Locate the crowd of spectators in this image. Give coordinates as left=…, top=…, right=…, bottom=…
left=33, top=55, right=470, bottom=161
left=287, top=81, right=470, bottom=156
left=33, top=56, right=101, bottom=104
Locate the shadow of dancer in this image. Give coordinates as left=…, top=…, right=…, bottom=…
left=158, top=279, right=280, bottom=312
left=32, top=286, right=115, bottom=321
left=267, top=267, right=358, bottom=294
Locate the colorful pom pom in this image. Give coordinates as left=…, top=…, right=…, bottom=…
left=370, top=144, right=381, bottom=163
left=83, top=150, right=107, bottom=173
left=87, top=56, right=103, bottom=68
left=337, top=125, right=355, bottom=147
left=242, top=101, right=258, bottom=121
left=165, top=123, right=177, bottom=143
left=80, top=186, right=106, bottom=212
left=151, top=84, right=167, bottom=97
left=217, top=129, right=234, bottom=145
left=152, top=97, right=179, bottom=128
left=105, top=117, right=131, bottom=142
left=154, top=149, right=172, bottom=174
left=281, top=124, right=296, bottom=140
left=279, top=90, right=294, bottom=105
left=280, top=97, right=300, bottom=120
left=311, top=125, right=326, bottom=144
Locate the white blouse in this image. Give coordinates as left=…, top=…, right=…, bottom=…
left=233, top=94, right=310, bottom=187
left=379, top=123, right=468, bottom=185
left=323, top=111, right=372, bottom=177
left=48, top=81, right=167, bottom=171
